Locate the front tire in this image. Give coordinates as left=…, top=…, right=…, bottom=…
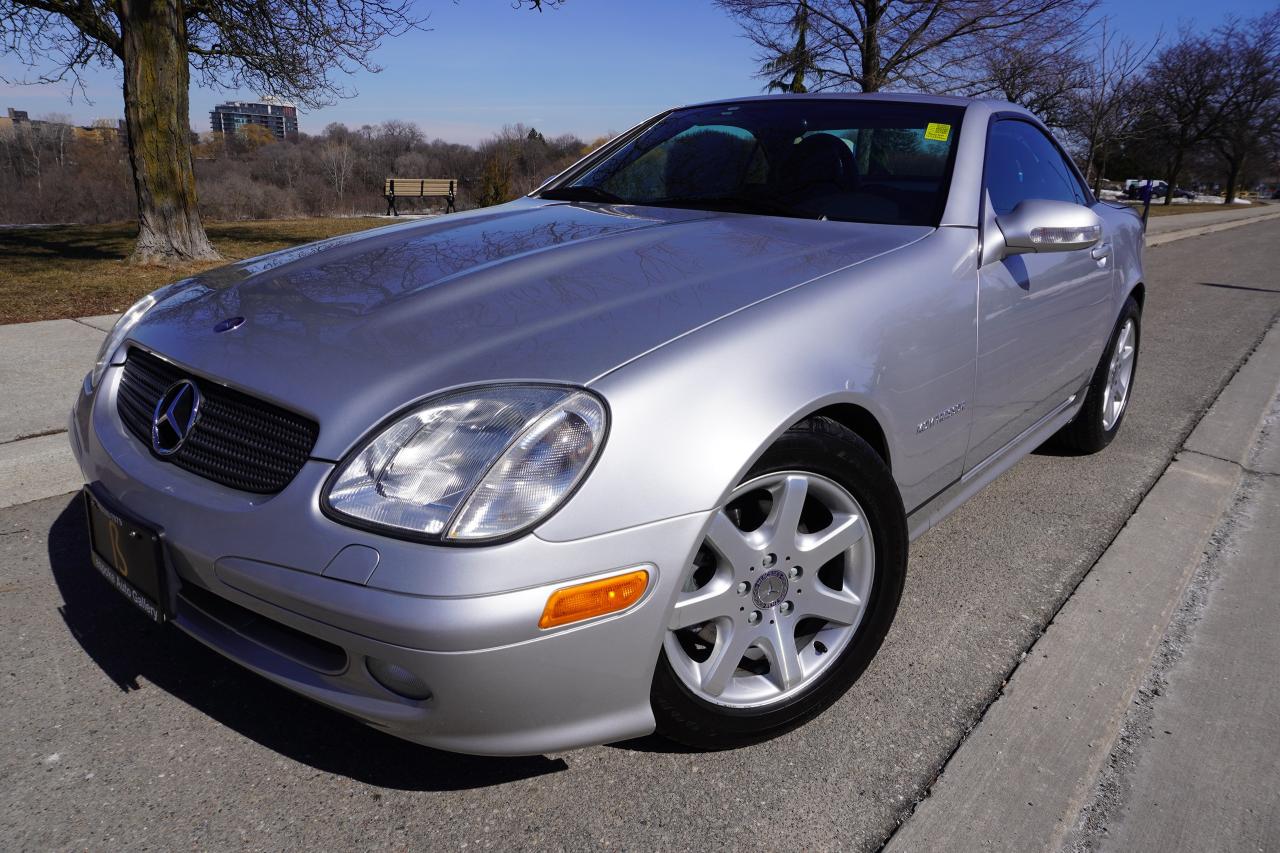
left=652, top=417, right=907, bottom=749
left=1054, top=296, right=1141, bottom=454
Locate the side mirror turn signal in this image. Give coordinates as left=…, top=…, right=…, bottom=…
left=996, top=198, right=1103, bottom=256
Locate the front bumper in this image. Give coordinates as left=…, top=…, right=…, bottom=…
left=70, top=368, right=709, bottom=756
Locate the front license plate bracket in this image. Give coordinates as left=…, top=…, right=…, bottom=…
left=83, top=487, right=171, bottom=622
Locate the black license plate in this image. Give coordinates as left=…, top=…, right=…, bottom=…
left=83, top=487, right=170, bottom=622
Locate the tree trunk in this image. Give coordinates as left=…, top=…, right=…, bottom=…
left=1083, top=131, right=1099, bottom=195
left=860, top=0, right=883, bottom=91
left=1162, top=149, right=1183, bottom=206
left=789, top=1, right=809, bottom=93
left=119, top=0, right=220, bottom=265
left=1223, top=158, right=1240, bottom=204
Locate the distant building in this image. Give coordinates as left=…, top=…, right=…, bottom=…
left=1, top=108, right=125, bottom=145
left=210, top=97, right=299, bottom=141
left=0, top=107, right=27, bottom=133
left=72, top=120, right=128, bottom=146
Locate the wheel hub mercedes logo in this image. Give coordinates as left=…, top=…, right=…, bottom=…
left=151, top=379, right=202, bottom=456
left=753, top=569, right=789, bottom=609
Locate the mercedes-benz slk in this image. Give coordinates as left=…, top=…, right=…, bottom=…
left=70, top=94, right=1144, bottom=755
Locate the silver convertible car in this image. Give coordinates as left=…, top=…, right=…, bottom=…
left=71, top=94, right=1143, bottom=755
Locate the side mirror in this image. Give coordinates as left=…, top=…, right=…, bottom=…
left=995, top=199, right=1102, bottom=257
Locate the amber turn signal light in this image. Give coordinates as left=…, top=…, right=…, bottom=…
left=538, top=569, right=650, bottom=629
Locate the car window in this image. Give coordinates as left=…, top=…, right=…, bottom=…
left=984, top=120, right=1086, bottom=215
left=799, top=127, right=953, bottom=177
left=601, top=124, right=768, bottom=201
left=551, top=100, right=965, bottom=227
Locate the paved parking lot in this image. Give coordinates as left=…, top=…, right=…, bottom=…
left=2, top=218, right=1279, bottom=851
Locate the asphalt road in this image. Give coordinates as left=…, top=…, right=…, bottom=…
left=3, top=219, right=1279, bottom=851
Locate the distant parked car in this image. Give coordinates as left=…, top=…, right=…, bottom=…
left=1125, top=178, right=1167, bottom=199
left=1168, top=187, right=1196, bottom=199
left=71, top=94, right=1146, bottom=755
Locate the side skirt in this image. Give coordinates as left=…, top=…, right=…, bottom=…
left=905, top=392, right=1085, bottom=542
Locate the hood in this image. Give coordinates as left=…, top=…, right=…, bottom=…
left=129, top=199, right=928, bottom=458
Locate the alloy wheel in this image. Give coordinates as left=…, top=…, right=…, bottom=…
left=664, top=471, right=875, bottom=708
left=1102, top=318, right=1136, bottom=431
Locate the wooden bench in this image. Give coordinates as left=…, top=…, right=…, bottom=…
left=384, top=178, right=457, bottom=215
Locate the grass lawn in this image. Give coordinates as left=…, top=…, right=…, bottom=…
left=0, top=218, right=389, bottom=324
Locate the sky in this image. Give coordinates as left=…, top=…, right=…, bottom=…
left=0, top=0, right=1276, bottom=145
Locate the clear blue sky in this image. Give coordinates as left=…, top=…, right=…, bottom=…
left=0, top=0, right=1275, bottom=144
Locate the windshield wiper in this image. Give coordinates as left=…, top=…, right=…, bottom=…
left=646, top=194, right=811, bottom=219
left=539, top=185, right=624, bottom=204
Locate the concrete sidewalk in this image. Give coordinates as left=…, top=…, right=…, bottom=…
left=1084, top=395, right=1280, bottom=852
left=887, top=319, right=1280, bottom=851
left=1145, top=201, right=1280, bottom=246
left=1143, top=201, right=1279, bottom=235
left=0, top=315, right=119, bottom=507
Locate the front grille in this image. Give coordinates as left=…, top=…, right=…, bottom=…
left=116, top=347, right=319, bottom=494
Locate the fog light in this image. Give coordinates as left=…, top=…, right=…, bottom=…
left=366, top=657, right=432, bottom=700
left=538, top=569, right=649, bottom=629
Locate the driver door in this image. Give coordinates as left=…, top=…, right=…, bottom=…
left=965, top=119, right=1113, bottom=471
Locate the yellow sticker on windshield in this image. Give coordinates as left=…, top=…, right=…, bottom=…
left=924, top=122, right=951, bottom=142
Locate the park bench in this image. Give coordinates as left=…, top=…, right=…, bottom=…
left=384, top=178, right=457, bottom=215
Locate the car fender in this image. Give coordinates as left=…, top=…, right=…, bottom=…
left=537, top=226, right=981, bottom=543
left=1096, top=202, right=1146, bottom=318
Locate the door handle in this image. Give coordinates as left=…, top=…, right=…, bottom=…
left=1091, top=242, right=1112, bottom=261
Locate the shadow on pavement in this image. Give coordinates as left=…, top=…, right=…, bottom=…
left=610, top=733, right=700, bottom=754
left=45, top=495, right=567, bottom=792
left=1032, top=437, right=1093, bottom=458
left=1196, top=281, right=1280, bottom=295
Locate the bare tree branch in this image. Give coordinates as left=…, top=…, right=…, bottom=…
left=1054, top=20, right=1157, bottom=190
left=1135, top=25, right=1234, bottom=203
left=1206, top=10, right=1280, bottom=201
left=716, top=0, right=1099, bottom=94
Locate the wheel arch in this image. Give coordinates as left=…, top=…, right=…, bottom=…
left=800, top=402, right=892, bottom=472
left=1129, top=280, right=1145, bottom=312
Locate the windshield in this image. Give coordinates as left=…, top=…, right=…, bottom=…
left=544, top=100, right=964, bottom=227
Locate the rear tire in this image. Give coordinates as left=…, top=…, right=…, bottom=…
left=1053, top=296, right=1141, bottom=454
left=652, top=416, right=907, bottom=750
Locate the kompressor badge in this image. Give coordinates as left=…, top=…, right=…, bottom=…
left=918, top=401, right=967, bottom=434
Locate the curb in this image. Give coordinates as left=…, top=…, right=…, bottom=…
left=1146, top=209, right=1280, bottom=247
left=884, top=319, right=1280, bottom=852
left=0, top=432, right=83, bottom=510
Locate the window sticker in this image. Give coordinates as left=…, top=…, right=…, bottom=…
left=924, top=122, right=951, bottom=142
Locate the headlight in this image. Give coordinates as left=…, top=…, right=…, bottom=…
left=90, top=280, right=193, bottom=387
left=323, top=385, right=607, bottom=543
left=90, top=293, right=157, bottom=387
